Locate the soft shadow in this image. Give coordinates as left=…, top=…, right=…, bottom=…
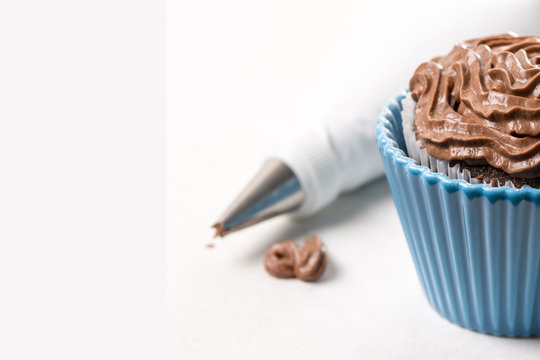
left=242, top=177, right=391, bottom=263
left=316, top=254, right=339, bottom=284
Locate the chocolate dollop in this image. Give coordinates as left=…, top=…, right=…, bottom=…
left=264, top=236, right=327, bottom=282
left=410, top=33, right=540, bottom=178
left=264, top=241, right=299, bottom=279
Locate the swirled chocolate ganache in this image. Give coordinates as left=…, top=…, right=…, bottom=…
left=410, top=33, right=540, bottom=184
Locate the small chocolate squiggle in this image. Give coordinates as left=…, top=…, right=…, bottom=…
left=264, top=236, right=327, bottom=282
left=264, top=241, right=299, bottom=278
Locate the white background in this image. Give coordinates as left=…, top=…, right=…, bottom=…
left=0, top=1, right=164, bottom=359
left=168, top=0, right=540, bottom=359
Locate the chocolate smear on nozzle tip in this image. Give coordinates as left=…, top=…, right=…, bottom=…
left=212, top=222, right=226, bottom=238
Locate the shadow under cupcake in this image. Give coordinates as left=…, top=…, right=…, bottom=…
left=377, top=33, right=540, bottom=336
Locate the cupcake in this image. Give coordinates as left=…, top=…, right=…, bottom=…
left=376, top=33, right=540, bottom=336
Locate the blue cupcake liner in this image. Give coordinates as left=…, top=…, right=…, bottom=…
left=376, top=90, right=540, bottom=336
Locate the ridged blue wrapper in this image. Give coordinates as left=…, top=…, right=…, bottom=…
left=376, top=90, right=540, bottom=336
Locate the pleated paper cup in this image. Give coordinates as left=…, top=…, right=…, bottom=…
left=376, top=90, right=540, bottom=336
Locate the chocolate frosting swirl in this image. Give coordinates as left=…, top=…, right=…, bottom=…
left=410, top=33, right=540, bottom=178
left=264, top=236, right=327, bottom=282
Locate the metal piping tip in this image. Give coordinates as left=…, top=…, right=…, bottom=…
left=212, top=159, right=305, bottom=237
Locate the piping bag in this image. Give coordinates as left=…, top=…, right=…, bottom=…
left=213, top=114, right=384, bottom=237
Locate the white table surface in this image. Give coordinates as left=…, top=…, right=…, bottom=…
left=167, top=1, right=540, bottom=358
